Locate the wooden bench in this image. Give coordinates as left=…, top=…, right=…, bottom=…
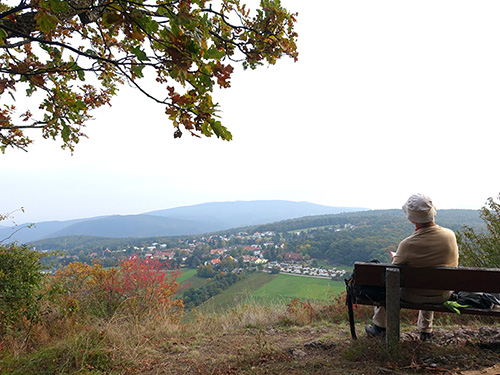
left=347, top=262, right=500, bottom=348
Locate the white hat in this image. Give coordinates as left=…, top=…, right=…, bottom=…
left=402, top=194, right=437, bottom=223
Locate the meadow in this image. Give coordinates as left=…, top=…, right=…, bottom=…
left=251, top=274, right=345, bottom=303
left=178, top=269, right=345, bottom=315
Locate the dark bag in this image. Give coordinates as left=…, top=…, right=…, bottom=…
left=450, top=291, right=500, bottom=310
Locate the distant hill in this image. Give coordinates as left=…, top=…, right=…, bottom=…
left=0, top=200, right=366, bottom=243
left=26, top=208, right=483, bottom=262
left=146, top=200, right=362, bottom=228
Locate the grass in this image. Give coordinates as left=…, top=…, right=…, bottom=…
left=3, top=270, right=500, bottom=374
left=4, top=303, right=499, bottom=375
left=191, top=272, right=278, bottom=314
left=251, top=274, right=345, bottom=303
left=177, top=268, right=197, bottom=283
left=185, top=272, right=346, bottom=315
left=175, top=269, right=208, bottom=296
left=181, top=271, right=346, bottom=320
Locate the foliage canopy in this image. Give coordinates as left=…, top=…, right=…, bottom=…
left=457, top=194, right=500, bottom=268
left=0, top=0, right=298, bottom=152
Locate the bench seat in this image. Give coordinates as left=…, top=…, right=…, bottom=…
left=347, top=262, right=500, bottom=348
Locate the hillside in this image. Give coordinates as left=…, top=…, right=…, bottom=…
left=1, top=200, right=365, bottom=243
left=28, top=208, right=482, bottom=268
left=3, top=297, right=499, bottom=374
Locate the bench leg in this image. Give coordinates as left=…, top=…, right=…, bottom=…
left=386, top=268, right=400, bottom=352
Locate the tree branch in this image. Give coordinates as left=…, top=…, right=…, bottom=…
left=0, top=0, right=30, bottom=20
left=0, top=23, right=120, bottom=67
left=0, top=132, right=28, bottom=152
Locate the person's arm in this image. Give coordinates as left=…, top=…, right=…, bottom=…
left=392, top=240, right=408, bottom=265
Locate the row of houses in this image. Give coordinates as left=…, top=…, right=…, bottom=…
left=265, top=261, right=346, bottom=278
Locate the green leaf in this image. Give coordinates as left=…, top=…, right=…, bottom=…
left=76, top=68, right=85, bottom=81
left=187, top=40, right=200, bottom=55
left=159, top=28, right=170, bottom=40
left=37, top=13, right=59, bottom=33
left=136, top=16, right=159, bottom=34
left=205, top=45, right=225, bottom=60
left=46, top=0, right=69, bottom=12
left=85, top=49, right=98, bottom=57
left=0, top=28, right=7, bottom=42
left=157, top=5, right=168, bottom=16
left=131, top=64, right=145, bottom=78
left=130, top=46, right=149, bottom=62
left=211, top=120, right=232, bottom=140
left=52, top=47, right=62, bottom=60
left=61, top=125, right=71, bottom=142
left=104, top=12, right=123, bottom=25
left=171, top=22, right=181, bottom=37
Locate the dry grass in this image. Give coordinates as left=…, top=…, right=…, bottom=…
left=1, top=300, right=500, bottom=374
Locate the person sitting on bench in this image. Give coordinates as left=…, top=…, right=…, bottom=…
left=365, top=193, right=459, bottom=341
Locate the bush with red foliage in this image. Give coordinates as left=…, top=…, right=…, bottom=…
left=50, top=256, right=183, bottom=322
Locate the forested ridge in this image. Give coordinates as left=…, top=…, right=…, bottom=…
left=253, top=209, right=483, bottom=264
left=30, top=209, right=482, bottom=267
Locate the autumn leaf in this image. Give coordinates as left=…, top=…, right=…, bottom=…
left=30, top=75, right=45, bottom=87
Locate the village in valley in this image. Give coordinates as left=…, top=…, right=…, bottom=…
left=53, top=228, right=351, bottom=280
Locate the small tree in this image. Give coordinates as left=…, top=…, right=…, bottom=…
left=197, top=264, right=216, bottom=278
left=457, top=193, right=500, bottom=268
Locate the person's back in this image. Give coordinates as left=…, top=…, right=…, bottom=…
left=394, top=224, right=459, bottom=296
left=366, top=193, right=459, bottom=341
left=394, top=225, right=458, bottom=267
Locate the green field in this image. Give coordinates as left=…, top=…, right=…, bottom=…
left=251, top=274, right=344, bottom=304
left=177, top=268, right=197, bottom=283
left=175, top=268, right=208, bottom=296
left=195, top=272, right=278, bottom=314
left=178, top=270, right=346, bottom=317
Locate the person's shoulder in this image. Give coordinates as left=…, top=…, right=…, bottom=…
left=434, top=225, right=456, bottom=237
left=434, top=225, right=453, bottom=232
left=398, top=232, right=416, bottom=246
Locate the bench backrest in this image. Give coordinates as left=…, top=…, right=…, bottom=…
left=353, top=262, right=500, bottom=293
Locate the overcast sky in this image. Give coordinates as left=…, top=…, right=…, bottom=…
left=3, top=0, right=500, bottom=224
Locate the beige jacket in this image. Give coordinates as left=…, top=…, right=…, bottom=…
left=393, top=225, right=459, bottom=296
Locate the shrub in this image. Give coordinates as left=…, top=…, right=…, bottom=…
left=281, top=298, right=319, bottom=326
left=0, top=243, right=46, bottom=335
left=325, top=291, right=373, bottom=324
left=50, top=257, right=183, bottom=322
left=457, top=193, right=500, bottom=268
